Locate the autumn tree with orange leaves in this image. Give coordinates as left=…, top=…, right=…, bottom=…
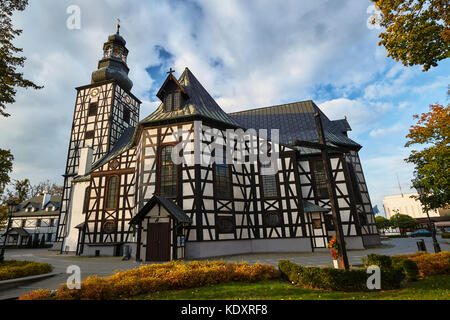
left=405, top=103, right=449, bottom=210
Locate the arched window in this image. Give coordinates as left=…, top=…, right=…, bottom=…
left=160, top=146, right=177, bottom=198
left=105, top=176, right=119, bottom=209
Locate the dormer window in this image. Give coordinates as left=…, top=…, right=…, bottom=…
left=164, top=91, right=182, bottom=111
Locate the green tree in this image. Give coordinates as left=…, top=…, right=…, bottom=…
left=0, top=0, right=42, bottom=117
left=0, top=149, right=14, bottom=196
left=370, top=0, right=449, bottom=71
left=390, top=214, right=419, bottom=235
left=405, top=103, right=449, bottom=211
left=376, top=216, right=391, bottom=232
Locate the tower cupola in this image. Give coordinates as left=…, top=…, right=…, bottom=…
left=91, top=22, right=133, bottom=91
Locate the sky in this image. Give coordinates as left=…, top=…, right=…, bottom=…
left=0, top=0, right=448, bottom=216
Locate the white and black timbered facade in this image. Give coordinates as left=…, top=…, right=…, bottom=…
left=57, top=28, right=380, bottom=260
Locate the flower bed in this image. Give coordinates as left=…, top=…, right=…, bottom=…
left=393, top=251, right=450, bottom=277
left=0, top=260, right=53, bottom=281
left=19, top=260, right=279, bottom=300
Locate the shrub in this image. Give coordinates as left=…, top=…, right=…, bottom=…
left=442, top=233, right=450, bottom=239
left=0, top=260, right=53, bottom=281
left=278, top=260, right=404, bottom=291
left=362, top=254, right=419, bottom=281
left=19, top=260, right=279, bottom=300
left=394, top=251, right=450, bottom=277
left=362, top=254, right=392, bottom=270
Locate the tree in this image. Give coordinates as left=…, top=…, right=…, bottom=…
left=370, top=0, right=449, bottom=71
left=376, top=216, right=391, bottom=232
left=30, top=180, right=63, bottom=197
left=390, top=214, right=419, bottom=235
left=4, top=178, right=32, bottom=203
left=0, top=0, right=42, bottom=117
left=405, top=103, right=449, bottom=210
left=0, top=149, right=14, bottom=196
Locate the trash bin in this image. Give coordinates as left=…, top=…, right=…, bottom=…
left=416, top=239, right=427, bottom=252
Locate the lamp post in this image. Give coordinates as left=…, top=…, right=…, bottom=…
left=413, top=182, right=441, bottom=253
left=0, top=201, right=17, bottom=263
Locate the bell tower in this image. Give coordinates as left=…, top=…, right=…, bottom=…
left=55, top=24, right=141, bottom=247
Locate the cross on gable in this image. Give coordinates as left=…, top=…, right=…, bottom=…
left=167, top=68, right=175, bottom=76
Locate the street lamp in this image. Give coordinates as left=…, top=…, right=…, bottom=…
left=413, top=181, right=441, bottom=253
left=0, top=201, right=17, bottom=263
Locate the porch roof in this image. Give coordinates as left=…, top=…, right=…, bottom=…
left=130, top=195, right=192, bottom=225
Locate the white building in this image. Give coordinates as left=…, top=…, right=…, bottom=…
left=0, top=192, right=60, bottom=247
left=383, top=193, right=440, bottom=219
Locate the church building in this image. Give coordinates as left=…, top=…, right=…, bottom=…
left=54, top=26, right=380, bottom=261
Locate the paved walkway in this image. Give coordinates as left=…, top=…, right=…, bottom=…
left=1, top=236, right=448, bottom=299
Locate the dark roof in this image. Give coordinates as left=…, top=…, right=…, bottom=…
left=130, top=195, right=192, bottom=225
left=13, top=194, right=61, bottom=217
left=91, top=126, right=136, bottom=171
left=229, top=100, right=361, bottom=150
left=303, top=201, right=331, bottom=213
left=1, top=227, right=30, bottom=237
left=332, top=119, right=352, bottom=134
left=140, top=68, right=241, bottom=128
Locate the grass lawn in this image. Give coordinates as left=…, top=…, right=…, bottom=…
left=133, top=275, right=450, bottom=300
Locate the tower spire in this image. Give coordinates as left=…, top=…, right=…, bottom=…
left=116, top=18, right=120, bottom=34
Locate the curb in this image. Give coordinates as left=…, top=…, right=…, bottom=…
left=0, top=272, right=61, bottom=292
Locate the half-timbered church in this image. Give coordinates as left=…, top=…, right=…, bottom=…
left=55, top=27, right=380, bottom=261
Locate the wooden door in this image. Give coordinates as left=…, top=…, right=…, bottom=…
left=146, top=223, right=170, bottom=261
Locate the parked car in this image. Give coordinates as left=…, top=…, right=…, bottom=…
left=411, top=229, right=432, bottom=237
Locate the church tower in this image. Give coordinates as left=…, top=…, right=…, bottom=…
left=55, top=24, right=141, bottom=247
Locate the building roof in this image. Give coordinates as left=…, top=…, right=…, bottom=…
left=12, top=194, right=61, bottom=218
left=140, top=68, right=241, bottom=128
left=130, top=195, right=192, bottom=225
left=229, top=100, right=361, bottom=150
left=91, top=126, right=136, bottom=171
left=1, top=227, right=30, bottom=237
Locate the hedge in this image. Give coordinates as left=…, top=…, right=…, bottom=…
left=278, top=260, right=405, bottom=291
left=393, top=251, right=450, bottom=277
left=362, top=254, right=419, bottom=281
left=19, top=260, right=279, bottom=300
left=0, top=260, right=53, bottom=281
left=441, top=233, right=450, bottom=239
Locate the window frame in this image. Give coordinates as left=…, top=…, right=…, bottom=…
left=213, top=162, right=233, bottom=200
left=123, top=106, right=131, bottom=124
left=215, top=215, right=236, bottom=234
left=258, top=161, right=280, bottom=199
left=164, top=90, right=182, bottom=112
left=83, top=187, right=90, bottom=213
left=310, top=159, right=330, bottom=199
left=104, top=175, right=120, bottom=210
left=157, top=143, right=179, bottom=199
left=88, top=102, right=98, bottom=117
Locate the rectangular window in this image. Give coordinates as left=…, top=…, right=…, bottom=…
left=88, top=102, right=98, bottom=117
left=36, top=219, right=41, bottom=227
left=160, top=146, right=177, bottom=198
left=165, top=93, right=173, bottom=111
left=85, top=130, right=95, bottom=140
left=216, top=216, right=235, bottom=234
left=105, top=176, right=119, bottom=209
left=260, top=162, right=278, bottom=198
left=123, top=107, right=130, bottom=124
left=324, top=215, right=335, bottom=231
left=173, top=92, right=180, bottom=110
left=215, top=163, right=232, bottom=198
left=312, top=159, right=329, bottom=199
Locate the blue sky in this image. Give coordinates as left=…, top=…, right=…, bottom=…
left=0, top=0, right=448, bottom=215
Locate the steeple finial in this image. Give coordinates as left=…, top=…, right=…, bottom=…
left=167, top=68, right=175, bottom=76
left=116, top=18, right=121, bottom=34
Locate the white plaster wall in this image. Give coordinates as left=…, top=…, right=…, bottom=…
left=63, top=181, right=89, bottom=252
